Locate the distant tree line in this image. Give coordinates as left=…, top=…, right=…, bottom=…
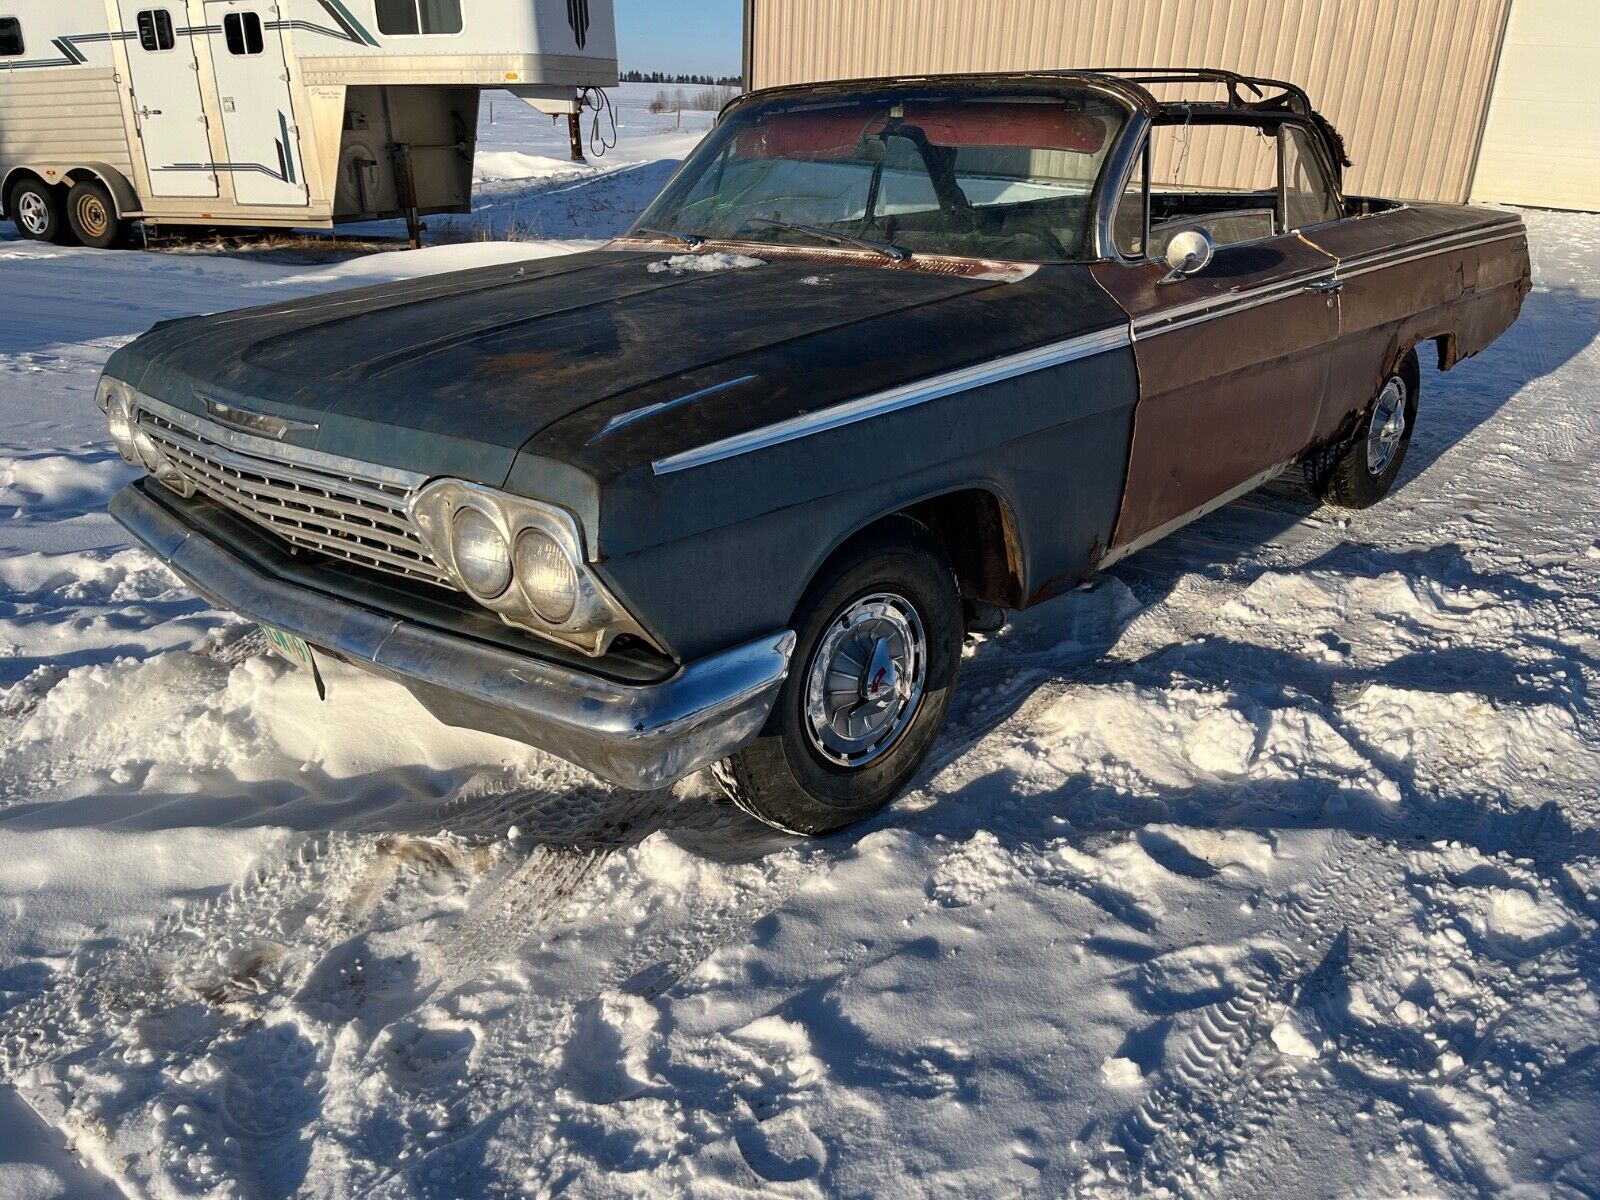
left=647, top=85, right=739, bottom=113
left=621, top=70, right=742, bottom=85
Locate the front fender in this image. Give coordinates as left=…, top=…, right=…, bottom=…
left=586, top=340, right=1139, bottom=662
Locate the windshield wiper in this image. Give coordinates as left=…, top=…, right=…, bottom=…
left=744, top=217, right=910, bottom=262
left=631, top=227, right=706, bottom=248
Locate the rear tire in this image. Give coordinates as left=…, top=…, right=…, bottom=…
left=713, top=518, right=962, bottom=835
left=1312, top=349, right=1420, bottom=509
left=9, top=177, right=73, bottom=244
left=66, top=180, right=126, bottom=249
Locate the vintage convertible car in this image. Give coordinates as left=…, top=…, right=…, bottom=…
left=101, top=69, right=1531, bottom=833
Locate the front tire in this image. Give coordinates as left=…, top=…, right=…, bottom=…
left=714, top=519, right=962, bottom=835
left=1312, top=349, right=1420, bottom=509
left=66, top=180, right=126, bottom=249
left=9, top=178, right=73, bottom=244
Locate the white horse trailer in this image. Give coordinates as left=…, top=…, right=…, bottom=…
left=0, top=0, right=617, bottom=246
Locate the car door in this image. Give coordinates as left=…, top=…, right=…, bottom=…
left=1091, top=117, right=1340, bottom=552
left=117, top=3, right=219, bottom=198
left=204, top=0, right=308, bottom=206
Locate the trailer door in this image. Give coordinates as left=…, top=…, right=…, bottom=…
left=118, top=3, right=219, bottom=198
left=203, top=1, right=308, bottom=206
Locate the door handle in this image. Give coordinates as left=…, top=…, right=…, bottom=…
left=139, top=106, right=164, bottom=117
left=1304, top=279, right=1343, bottom=294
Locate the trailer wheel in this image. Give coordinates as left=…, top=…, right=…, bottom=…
left=66, top=181, right=126, bottom=249
left=8, top=177, right=73, bottom=244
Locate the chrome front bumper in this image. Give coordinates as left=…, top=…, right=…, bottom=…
left=111, top=482, right=796, bottom=791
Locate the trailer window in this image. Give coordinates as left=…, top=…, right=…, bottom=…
left=136, top=10, right=176, bottom=52
left=376, top=0, right=462, bottom=36
left=0, top=17, right=23, bottom=57
left=222, top=11, right=263, bottom=55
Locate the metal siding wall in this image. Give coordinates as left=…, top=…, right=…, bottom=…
left=749, top=0, right=1512, bottom=203
left=0, top=72, right=134, bottom=175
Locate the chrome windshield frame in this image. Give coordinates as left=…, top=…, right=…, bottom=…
left=630, top=75, right=1150, bottom=267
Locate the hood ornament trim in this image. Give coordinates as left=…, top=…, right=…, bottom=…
left=199, top=394, right=320, bottom=441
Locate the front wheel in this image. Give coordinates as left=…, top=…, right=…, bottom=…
left=713, top=519, right=962, bottom=835
left=1311, top=350, right=1420, bottom=509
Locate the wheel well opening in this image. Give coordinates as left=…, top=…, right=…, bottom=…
left=903, top=489, right=1025, bottom=610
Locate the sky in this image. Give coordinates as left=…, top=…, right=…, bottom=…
left=613, top=0, right=744, bottom=77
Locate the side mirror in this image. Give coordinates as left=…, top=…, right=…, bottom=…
left=1159, top=228, right=1215, bottom=284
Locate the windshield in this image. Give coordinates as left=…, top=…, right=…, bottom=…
left=631, top=87, right=1132, bottom=263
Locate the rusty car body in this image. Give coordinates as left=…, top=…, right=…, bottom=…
left=101, top=68, right=1531, bottom=833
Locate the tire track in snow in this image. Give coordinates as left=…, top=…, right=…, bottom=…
left=1065, top=279, right=1600, bottom=1198
left=1064, top=831, right=1402, bottom=1198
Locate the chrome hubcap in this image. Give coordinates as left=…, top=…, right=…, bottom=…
left=18, top=192, right=48, bottom=236
left=803, top=592, right=927, bottom=768
left=1366, top=376, right=1408, bottom=475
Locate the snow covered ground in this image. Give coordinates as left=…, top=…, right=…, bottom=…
left=0, top=90, right=1598, bottom=1199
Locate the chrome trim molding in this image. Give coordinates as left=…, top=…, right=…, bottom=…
left=652, top=325, right=1133, bottom=475
left=138, top=393, right=426, bottom=489
left=1133, top=269, right=1335, bottom=340
left=112, top=481, right=797, bottom=792
left=1129, top=223, right=1525, bottom=342
left=1099, top=461, right=1291, bottom=569
left=590, top=374, right=759, bottom=445
left=1337, top=228, right=1525, bottom=279
left=199, top=394, right=320, bottom=441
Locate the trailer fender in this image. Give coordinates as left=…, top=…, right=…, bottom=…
left=3, top=163, right=139, bottom=218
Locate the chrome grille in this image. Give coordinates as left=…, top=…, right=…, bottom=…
left=136, top=405, right=457, bottom=590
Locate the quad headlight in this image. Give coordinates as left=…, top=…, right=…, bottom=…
left=514, top=529, right=579, bottom=623
left=97, top=376, right=140, bottom=462
left=452, top=507, right=514, bottom=598
left=410, top=479, right=651, bottom=657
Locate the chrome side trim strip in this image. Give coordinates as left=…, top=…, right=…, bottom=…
left=1135, top=268, right=1332, bottom=329
left=1099, top=461, right=1291, bottom=569
left=651, top=325, right=1133, bottom=475
left=1133, top=272, right=1336, bottom=340
left=1337, top=229, right=1525, bottom=279
left=1131, top=225, right=1525, bottom=342
left=1326, top=220, right=1522, bottom=273
left=137, top=393, right=428, bottom=490
left=590, top=374, right=759, bottom=445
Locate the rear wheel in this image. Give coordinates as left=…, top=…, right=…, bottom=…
left=9, top=177, right=72, bottom=244
left=713, top=519, right=962, bottom=835
left=66, top=180, right=126, bottom=249
left=1311, top=349, right=1420, bottom=509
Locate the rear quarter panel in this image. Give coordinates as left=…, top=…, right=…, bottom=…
left=1305, top=203, right=1530, bottom=444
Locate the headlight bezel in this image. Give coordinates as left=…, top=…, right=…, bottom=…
left=97, top=375, right=195, bottom=497
left=409, top=478, right=652, bottom=657
left=98, top=376, right=139, bottom=462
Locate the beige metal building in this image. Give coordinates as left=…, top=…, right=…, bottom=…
left=741, top=0, right=1600, bottom=210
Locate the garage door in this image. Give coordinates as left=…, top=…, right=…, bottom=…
left=1470, top=0, right=1600, bottom=211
